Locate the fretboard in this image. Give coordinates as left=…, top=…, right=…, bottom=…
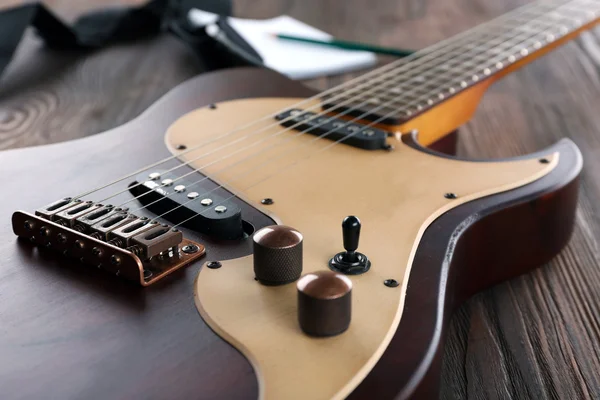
left=323, top=0, right=600, bottom=126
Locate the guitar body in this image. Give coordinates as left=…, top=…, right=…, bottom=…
left=0, top=67, right=581, bottom=399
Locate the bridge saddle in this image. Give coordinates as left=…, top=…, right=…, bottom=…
left=11, top=199, right=205, bottom=286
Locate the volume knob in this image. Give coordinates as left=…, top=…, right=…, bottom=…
left=297, top=271, right=352, bottom=337
left=253, top=225, right=303, bottom=285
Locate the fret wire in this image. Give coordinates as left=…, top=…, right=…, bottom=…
left=333, top=0, right=595, bottom=112
left=333, top=0, right=598, bottom=117
left=318, top=3, right=545, bottom=118
left=397, top=1, right=594, bottom=114
left=343, top=3, right=553, bottom=95
left=378, top=9, right=567, bottom=102
left=334, top=6, right=558, bottom=103
left=311, top=0, right=589, bottom=121
left=400, top=0, right=598, bottom=105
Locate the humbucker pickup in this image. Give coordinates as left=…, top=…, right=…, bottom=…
left=275, top=109, right=390, bottom=150
left=129, top=170, right=245, bottom=240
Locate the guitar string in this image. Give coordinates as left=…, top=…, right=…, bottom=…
left=72, top=0, right=555, bottom=201
left=121, top=16, right=545, bottom=209
left=95, top=0, right=544, bottom=204
left=379, top=0, right=598, bottom=114
left=124, top=1, right=572, bottom=214
left=113, top=0, right=571, bottom=210
left=156, top=7, right=587, bottom=229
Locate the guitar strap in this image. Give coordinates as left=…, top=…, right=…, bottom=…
left=0, top=0, right=263, bottom=87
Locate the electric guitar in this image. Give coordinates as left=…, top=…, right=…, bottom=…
left=1, top=1, right=597, bottom=399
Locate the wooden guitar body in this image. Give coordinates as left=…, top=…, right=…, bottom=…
left=0, top=67, right=581, bottom=399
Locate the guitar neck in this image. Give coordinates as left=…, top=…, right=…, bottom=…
left=323, top=0, right=600, bottom=131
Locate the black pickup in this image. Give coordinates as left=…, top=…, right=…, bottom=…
left=129, top=171, right=245, bottom=240
left=275, top=109, right=389, bottom=150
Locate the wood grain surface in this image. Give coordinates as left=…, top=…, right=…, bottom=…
left=1, top=0, right=599, bottom=399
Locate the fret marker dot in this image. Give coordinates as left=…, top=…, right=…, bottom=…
left=405, top=110, right=412, bottom=116
left=560, top=26, right=568, bottom=35
left=460, top=81, right=468, bottom=88
left=574, top=19, right=582, bottom=27
left=483, top=68, right=491, bottom=76
left=449, top=87, right=456, bottom=94
left=438, top=93, right=445, bottom=100
left=534, top=41, right=542, bottom=49
left=508, top=55, right=516, bottom=63
left=496, top=62, right=504, bottom=69
left=427, top=99, right=434, bottom=105
left=472, top=75, right=479, bottom=82
left=417, top=104, right=423, bottom=111
left=520, top=48, right=529, bottom=56
left=546, top=34, right=555, bottom=42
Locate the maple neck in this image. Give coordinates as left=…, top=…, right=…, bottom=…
left=325, top=0, right=600, bottom=126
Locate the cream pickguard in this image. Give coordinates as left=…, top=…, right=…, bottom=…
left=165, top=98, right=556, bottom=400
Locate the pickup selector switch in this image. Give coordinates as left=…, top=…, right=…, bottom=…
left=329, top=216, right=371, bottom=275
left=253, top=225, right=303, bottom=285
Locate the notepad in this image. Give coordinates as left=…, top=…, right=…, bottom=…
left=188, top=10, right=377, bottom=80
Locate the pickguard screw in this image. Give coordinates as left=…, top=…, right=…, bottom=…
left=110, top=255, right=121, bottom=266
left=29, top=236, right=36, bottom=243
left=24, top=220, right=33, bottom=230
left=182, top=244, right=199, bottom=254
left=143, top=269, right=153, bottom=279
left=261, top=198, right=274, bottom=205
left=539, top=158, right=549, bottom=164
left=384, top=279, right=399, bottom=287
left=45, top=242, right=52, bottom=248
left=444, top=193, right=458, bottom=199
left=207, top=261, right=222, bottom=269
left=209, top=104, right=217, bottom=109
left=57, top=233, right=67, bottom=243
left=74, top=240, right=85, bottom=249
left=39, top=226, right=50, bottom=237
left=176, top=144, right=187, bottom=150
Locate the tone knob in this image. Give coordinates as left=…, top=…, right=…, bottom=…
left=297, top=271, right=352, bottom=337
left=253, top=225, right=303, bottom=285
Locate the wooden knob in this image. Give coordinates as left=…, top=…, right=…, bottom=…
left=297, top=271, right=352, bottom=337
left=253, top=225, right=303, bottom=285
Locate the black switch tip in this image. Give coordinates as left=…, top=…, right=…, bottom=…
left=342, top=216, right=361, bottom=253
left=329, top=216, right=370, bottom=275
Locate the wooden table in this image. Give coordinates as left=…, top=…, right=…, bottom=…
left=2, top=0, right=600, bottom=398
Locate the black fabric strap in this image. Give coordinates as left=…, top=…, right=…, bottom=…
left=0, top=0, right=262, bottom=85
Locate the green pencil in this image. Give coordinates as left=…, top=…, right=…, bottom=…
left=274, top=33, right=414, bottom=58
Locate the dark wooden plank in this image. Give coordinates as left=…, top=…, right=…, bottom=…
left=1, top=0, right=600, bottom=399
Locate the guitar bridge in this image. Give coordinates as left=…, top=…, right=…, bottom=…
left=11, top=199, right=205, bottom=286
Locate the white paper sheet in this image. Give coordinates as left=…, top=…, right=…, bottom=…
left=188, top=10, right=377, bottom=80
